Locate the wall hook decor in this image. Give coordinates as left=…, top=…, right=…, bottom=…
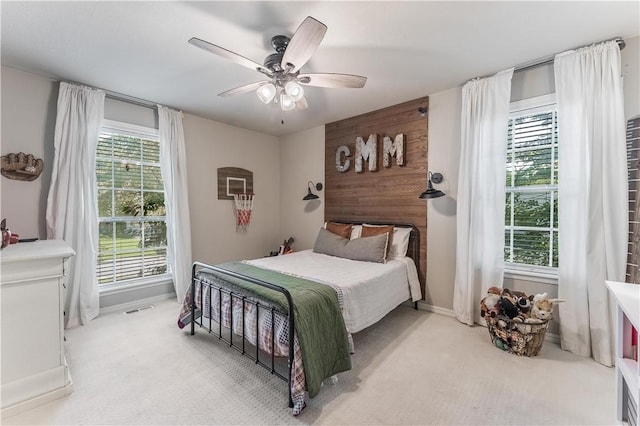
left=1, top=153, right=44, bottom=181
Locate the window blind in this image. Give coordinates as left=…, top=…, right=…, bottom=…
left=505, top=109, right=559, bottom=268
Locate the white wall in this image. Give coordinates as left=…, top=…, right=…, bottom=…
left=424, top=88, right=461, bottom=309
left=623, top=36, right=640, bottom=121
left=184, top=114, right=281, bottom=265
left=279, top=126, right=325, bottom=251
left=1, top=67, right=57, bottom=239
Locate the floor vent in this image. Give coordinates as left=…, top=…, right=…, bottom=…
left=124, top=305, right=155, bottom=315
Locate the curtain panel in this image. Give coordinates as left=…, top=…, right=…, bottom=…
left=158, top=106, right=193, bottom=302
left=555, top=40, right=628, bottom=366
left=46, top=82, right=105, bottom=329
left=453, top=68, right=514, bottom=326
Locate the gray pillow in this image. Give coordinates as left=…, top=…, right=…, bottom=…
left=313, top=228, right=388, bottom=263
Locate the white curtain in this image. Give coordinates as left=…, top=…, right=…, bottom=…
left=555, top=40, right=628, bottom=366
left=158, top=106, right=193, bottom=302
left=46, top=82, right=105, bottom=329
left=453, top=68, right=514, bottom=326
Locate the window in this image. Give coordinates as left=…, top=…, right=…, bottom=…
left=504, top=95, right=558, bottom=272
left=96, top=120, right=168, bottom=285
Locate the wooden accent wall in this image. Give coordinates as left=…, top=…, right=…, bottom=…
left=626, top=116, right=640, bottom=284
left=324, top=97, right=429, bottom=292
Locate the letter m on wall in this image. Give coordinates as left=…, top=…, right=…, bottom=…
left=355, top=134, right=378, bottom=173
left=383, top=134, right=405, bottom=168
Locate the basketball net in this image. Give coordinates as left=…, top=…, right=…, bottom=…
left=233, top=193, right=254, bottom=232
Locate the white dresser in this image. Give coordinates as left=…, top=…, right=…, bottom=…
left=1, top=240, right=75, bottom=417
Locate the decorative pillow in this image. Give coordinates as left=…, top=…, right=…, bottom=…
left=324, top=222, right=353, bottom=239
left=361, top=224, right=412, bottom=259
left=313, top=228, right=388, bottom=263
left=361, top=225, right=394, bottom=255
left=389, top=227, right=412, bottom=259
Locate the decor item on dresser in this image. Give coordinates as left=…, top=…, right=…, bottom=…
left=1, top=219, right=10, bottom=249
left=302, top=181, right=322, bottom=200
left=1, top=152, right=44, bottom=181
left=177, top=222, right=422, bottom=415
left=418, top=171, right=445, bottom=199
left=1, top=240, right=75, bottom=417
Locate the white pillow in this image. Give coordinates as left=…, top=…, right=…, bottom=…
left=389, top=227, right=412, bottom=259
left=356, top=224, right=412, bottom=259
left=350, top=225, right=362, bottom=239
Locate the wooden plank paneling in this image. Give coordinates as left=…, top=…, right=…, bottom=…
left=626, top=117, right=640, bottom=283
left=324, top=97, right=429, bottom=295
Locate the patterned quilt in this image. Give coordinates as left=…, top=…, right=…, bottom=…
left=177, top=262, right=352, bottom=415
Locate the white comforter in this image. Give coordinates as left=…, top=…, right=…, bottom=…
left=246, top=250, right=422, bottom=333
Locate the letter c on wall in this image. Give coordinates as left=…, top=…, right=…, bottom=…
left=336, top=145, right=350, bottom=172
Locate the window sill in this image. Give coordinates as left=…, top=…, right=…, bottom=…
left=99, top=274, right=173, bottom=296
left=504, top=268, right=558, bottom=286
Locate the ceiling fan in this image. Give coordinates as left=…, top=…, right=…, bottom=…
left=189, top=16, right=367, bottom=112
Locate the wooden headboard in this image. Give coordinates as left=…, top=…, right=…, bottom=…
left=324, top=97, right=429, bottom=294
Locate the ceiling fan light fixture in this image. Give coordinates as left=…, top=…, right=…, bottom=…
left=190, top=16, right=367, bottom=116
left=285, top=81, right=304, bottom=102
left=257, top=83, right=276, bottom=104
left=280, top=93, right=296, bottom=111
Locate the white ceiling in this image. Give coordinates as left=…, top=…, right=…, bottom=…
left=2, top=1, right=638, bottom=137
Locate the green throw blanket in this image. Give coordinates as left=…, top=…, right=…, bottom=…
left=200, top=261, right=352, bottom=398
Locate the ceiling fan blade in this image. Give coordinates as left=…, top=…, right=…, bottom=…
left=189, top=37, right=272, bottom=76
left=298, top=73, right=367, bottom=88
left=296, top=96, right=309, bottom=110
left=218, top=81, right=268, bottom=97
left=281, top=16, right=327, bottom=72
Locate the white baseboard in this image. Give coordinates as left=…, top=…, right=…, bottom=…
left=415, top=301, right=561, bottom=344
left=545, top=331, right=560, bottom=344
left=416, top=301, right=456, bottom=317
left=1, top=366, right=72, bottom=419
left=99, top=292, right=176, bottom=315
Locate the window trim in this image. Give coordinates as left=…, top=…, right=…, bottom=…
left=509, top=93, right=556, bottom=114
left=99, top=273, right=173, bottom=295
left=96, top=119, right=168, bottom=288
left=505, top=93, right=559, bottom=277
left=102, top=119, right=159, bottom=139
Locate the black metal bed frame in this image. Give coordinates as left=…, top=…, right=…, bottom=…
left=188, top=222, right=420, bottom=409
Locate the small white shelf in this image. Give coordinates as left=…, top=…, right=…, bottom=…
left=606, top=280, right=640, bottom=425
left=619, top=359, right=639, bottom=404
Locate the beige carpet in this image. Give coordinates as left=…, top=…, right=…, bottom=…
left=4, top=299, right=614, bottom=425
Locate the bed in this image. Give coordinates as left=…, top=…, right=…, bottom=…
left=177, top=221, right=422, bottom=415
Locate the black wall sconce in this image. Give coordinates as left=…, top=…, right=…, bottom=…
left=418, top=107, right=427, bottom=117
left=303, top=181, right=323, bottom=200
left=418, top=172, right=445, bottom=199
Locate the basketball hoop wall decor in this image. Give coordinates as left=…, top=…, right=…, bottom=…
left=217, top=167, right=253, bottom=200
left=234, top=193, right=254, bottom=232
left=217, top=167, right=255, bottom=232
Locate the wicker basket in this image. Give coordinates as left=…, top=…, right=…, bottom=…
left=486, top=315, right=550, bottom=356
